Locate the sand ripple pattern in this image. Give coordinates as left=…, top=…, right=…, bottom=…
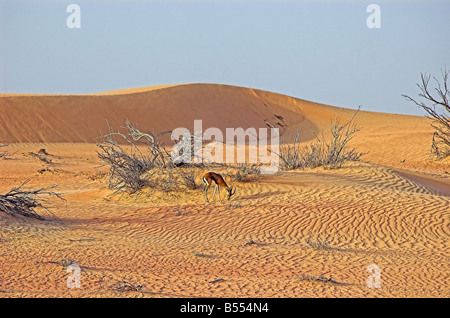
left=1, top=163, right=448, bottom=297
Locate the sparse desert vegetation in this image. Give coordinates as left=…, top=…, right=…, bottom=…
left=97, top=120, right=260, bottom=197
left=0, top=84, right=449, bottom=298
left=275, top=110, right=366, bottom=170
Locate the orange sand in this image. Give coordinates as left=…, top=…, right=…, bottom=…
left=0, top=84, right=448, bottom=298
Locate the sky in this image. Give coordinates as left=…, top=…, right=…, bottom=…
left=0, top=0, right=449, bottom=116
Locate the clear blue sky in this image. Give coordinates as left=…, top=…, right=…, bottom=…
left=1, top=0, right=449, bottom=115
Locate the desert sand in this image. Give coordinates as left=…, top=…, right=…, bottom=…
left=0, top=84, right=448, bottom=298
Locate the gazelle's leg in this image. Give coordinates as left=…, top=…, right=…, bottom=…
left=204, top=186, right=209, bottom=203
left=218, top=186, right=222, bottom=202
left=203, top=179, right=209, bottom=203
left=212, top=185, right=218, bottom=201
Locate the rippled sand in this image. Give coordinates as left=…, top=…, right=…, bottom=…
left=0, top=84, right=448, bottom=297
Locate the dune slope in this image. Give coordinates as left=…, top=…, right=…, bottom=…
left=0, top=84, right=314, bottom=144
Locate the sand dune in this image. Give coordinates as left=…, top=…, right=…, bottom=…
left=0, top=83, right=428, bottom=142
left=0, top=84, right=313, bottom=144
left=1, top=83, right=441, bottom=172
left=0, top=84, right=449, bottom=298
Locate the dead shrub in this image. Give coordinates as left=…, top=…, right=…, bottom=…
left=176, top=166, right=199, bottom=190
left=0, top=180, right=65, bottom=220
left=98, top=120, right=207, bottom=195
left=402, top=69, right=450, bottom=159
left=97, top=120, right=169, bottom=194
left=275, top=109, right=365, bottom=170
left=231, top=163, right=261, bottom=182
left=97, top=141, right=153, bottom=194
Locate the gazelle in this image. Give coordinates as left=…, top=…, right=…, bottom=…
left=202, top=171, right=236, bottom=203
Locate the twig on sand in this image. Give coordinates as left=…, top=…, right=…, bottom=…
left=67, top=236, right=97, bottom=242
left=34, top=258, right=77, bottom=269
left=209, top=278, right=225, bottom=284
left=192, top=251, right=215, bottom=258
left=298, top=274, right=345, bottom=285
left=110, top=281, right=144, bottom=292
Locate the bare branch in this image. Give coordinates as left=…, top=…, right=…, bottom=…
left=0, top=144, right=13, bottom=159
left=0, top=180, right=65, bottom=220
left=403, top=68, right=450, bottom=159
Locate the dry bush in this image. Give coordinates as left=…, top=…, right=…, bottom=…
left=176, top=165, right=200, bottom=190
left=97, top=141, right=154, bottom=194
left=321, top=115, right=365, bottom=169
left=275, top=109, right=365, bottom=170
left=0, top=180, right=64, bottom=220
left=152, top=168, right=181, bottom=192
left=149, top=164, right=207, bottom=193
left=277, top=129, right=306, bottom=170
left=403, top=69, right=450, bottom=159
left=124, top=120, right=175, bottom=168
left=231, top=162, right=261, bottom=182
left=97, top=120, right=176, bottom=194
left=98, top=120, right=207, bottom=194
left=99, top=120, right=272, bottom=196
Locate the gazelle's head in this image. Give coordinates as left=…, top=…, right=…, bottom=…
left=227, top=186, right=237, bottom=200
